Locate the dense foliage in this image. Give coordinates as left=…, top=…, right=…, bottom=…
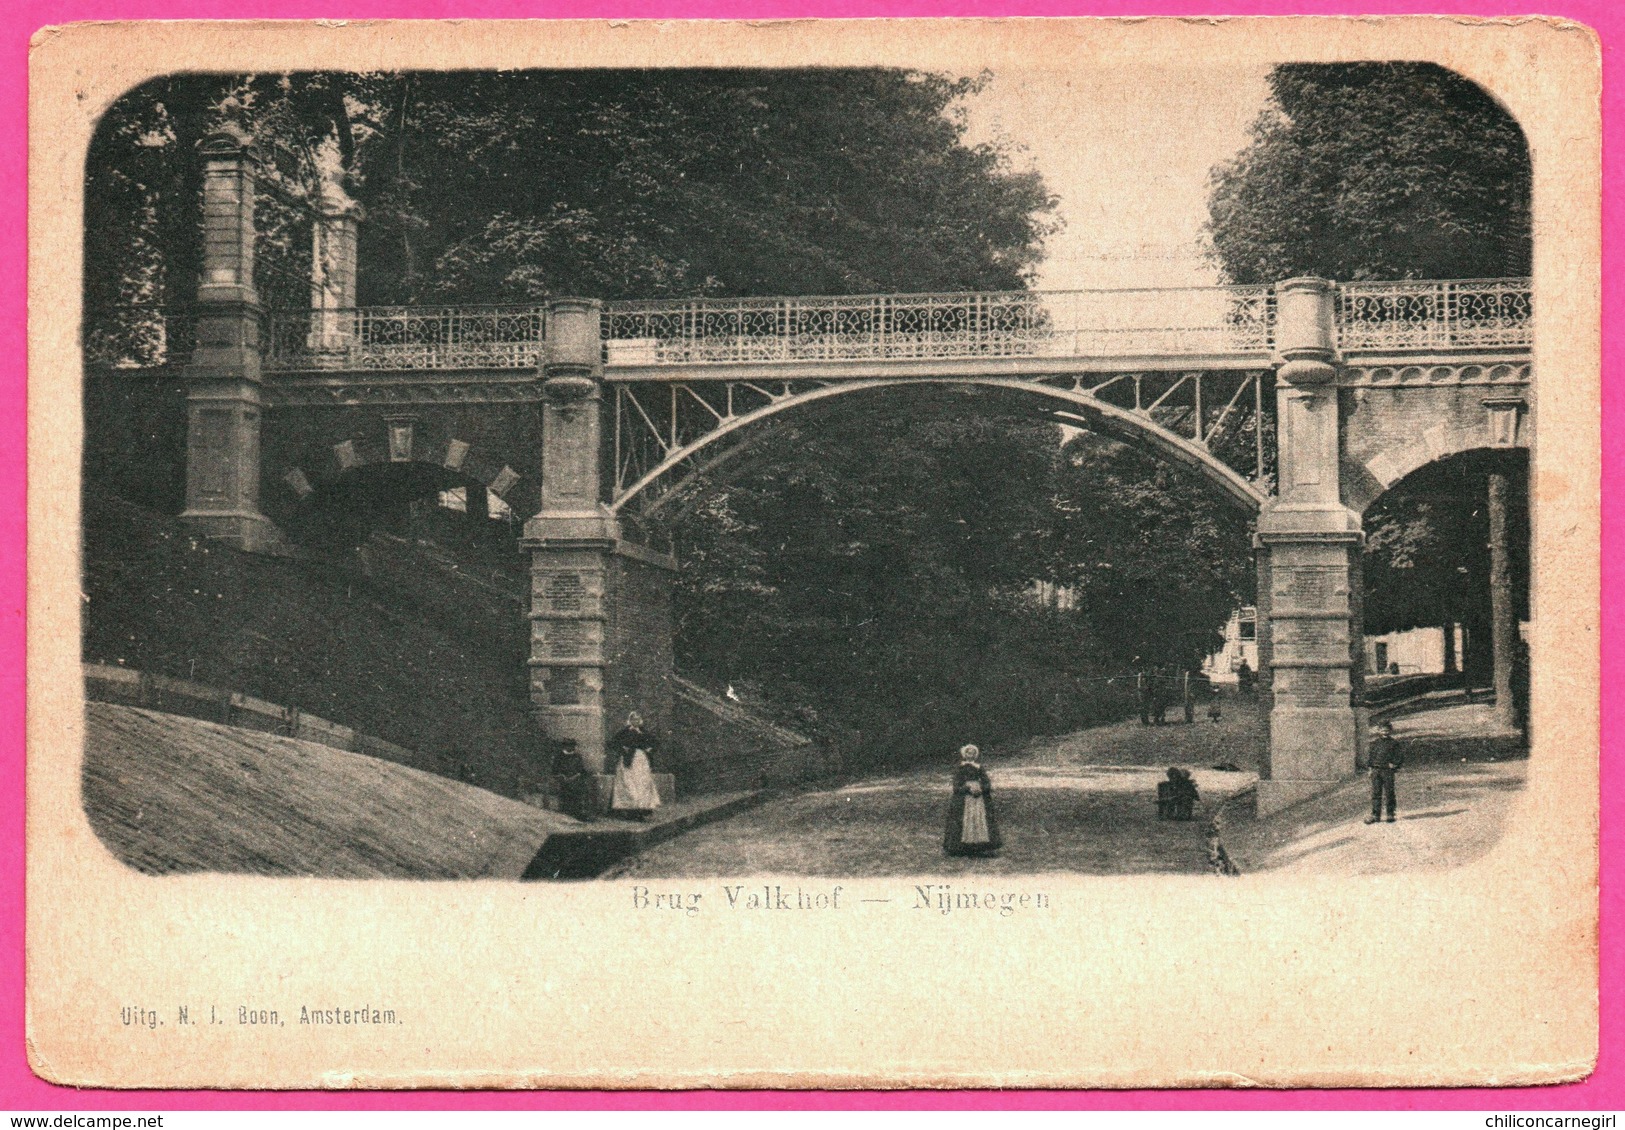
left=86, top=69, right=1055, bottom=314
left=1049, top=432, right=1255, bottom=668
left=666, top=391, right=1254, bottom=767
left=1206, top=62, right=1532, bottom=284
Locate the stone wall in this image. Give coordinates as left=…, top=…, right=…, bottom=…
left=602, top=545, right=676, bottom=770
left=668, top=678, right=832, bottom=795
left=82, top=663, right=441, bottom=774
left=259, top=401, right=544, bottom=526
left=1339, top=376, right=1529, bottom=513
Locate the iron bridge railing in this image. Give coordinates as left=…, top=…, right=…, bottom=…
left=1335, top=278, right=1532, bottom=351
left=87, top=279, right=1531, bottom=372
left=264, top=305, right=546, bottom=371
left=603, top=286, right=1277, bottom=365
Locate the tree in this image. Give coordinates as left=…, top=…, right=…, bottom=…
left=1205, top=63, right=1531, bottom=285
left=1205, top=63, right=1533, bottom=683
left=84, top=69, right=1056, bottom=319
left=364, top=69, right=1056, bottom=302
left=1049, top=432, right=1255, bottom=667
left=85, top=72, right=371, bottom=363
left=666, top=389, right=1087, bottom=766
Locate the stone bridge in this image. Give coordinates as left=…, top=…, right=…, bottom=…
left=101, top=129, right=1534, bottom=813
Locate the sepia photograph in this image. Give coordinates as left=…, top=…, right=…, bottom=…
left=25, top=15, right=1601, bottom=1090
left=78, top=57, right=1534, bottom=881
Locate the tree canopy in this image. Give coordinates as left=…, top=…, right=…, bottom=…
left=1049, top=432, right=1254, bottom=667
left=1205, top=63, right=1531, bottom=285
left=85, top=69, right=1056, bottom=318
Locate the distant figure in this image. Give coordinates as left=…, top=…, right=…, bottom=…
left=1207, top=682, right=1222, bottom=723
left=1174, top=768, right=1199, bottom=819
left=1158, top=767, right=1199, bottom=821
left=1364, top=719, right=1403, bottom=824
left=610, top=711, right=662, bottom=821
left=1134, top=658, right=1152, bottom=726
left=1388, top=661, right=1401, bottom=676
left=1236, top=659, right=1255, bottom=695
left=944, top=744, right=1002, bottom=857
left=1151, top=667, right=1171, bottom=726
left=1205, top=819, right=1240, bottom=876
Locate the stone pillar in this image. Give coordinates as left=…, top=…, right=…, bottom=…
left=306, top=182, right=363, bottom=368
left=1349, top=545, right=1369, bottom=770
left=1487, top=473, right=1518, bottom=731
left=180, top=125, right=279, bottom=553
left=522, top=300, right=676, bottom=775
left=1253, top=545, right=1274, bottom=779
left=1255, top=277, right=1363, bottom=815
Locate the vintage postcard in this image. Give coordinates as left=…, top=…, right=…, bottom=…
left=26, top=16, right=1600, bottom=1088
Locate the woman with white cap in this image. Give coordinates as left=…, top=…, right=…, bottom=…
left=944, top=744, right=1002, bottom=857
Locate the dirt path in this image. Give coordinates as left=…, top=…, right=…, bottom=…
left=607, top=695, right=1528, bottom=878
left=1224, top=700, right=1528, bottom=874
left=605, top=698, right=1265, bottom=878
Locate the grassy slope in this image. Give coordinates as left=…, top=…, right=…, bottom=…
left=84, top=703, right=562, bottom=878
left=82, top=496, right=538, bottom=796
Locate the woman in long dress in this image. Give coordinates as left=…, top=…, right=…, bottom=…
left=944, top=744, right=1002, bottom=857
left=610, top=711, right=662, bottom=820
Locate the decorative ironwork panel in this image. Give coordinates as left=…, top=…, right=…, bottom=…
left=265, top=305, right=547, bottom=371
left=1336, top=279, right=1531, bottom=351
left=604, top=286, right=1275, bottom=365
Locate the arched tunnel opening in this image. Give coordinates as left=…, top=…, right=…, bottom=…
left=1360, top=446, right=1530, bottom=737
left=284, top=460, right=524, bottom=561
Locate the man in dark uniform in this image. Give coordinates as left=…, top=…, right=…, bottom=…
left=1364, top=719, right=1403, bottom=824
left=1151, top=665, right=1170, bottom=725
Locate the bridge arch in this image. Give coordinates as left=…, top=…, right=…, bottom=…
left=265, top=415, right=540, bottom=528
left=609, top=375, right=1269, bottom=517
left=1357, top=445, right=1529, bottom=690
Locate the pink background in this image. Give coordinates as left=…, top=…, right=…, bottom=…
left=4, top=0, right=1617, bottom=1110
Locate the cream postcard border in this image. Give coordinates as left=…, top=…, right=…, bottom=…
left=26, top=16, right=1601, bottom=1089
